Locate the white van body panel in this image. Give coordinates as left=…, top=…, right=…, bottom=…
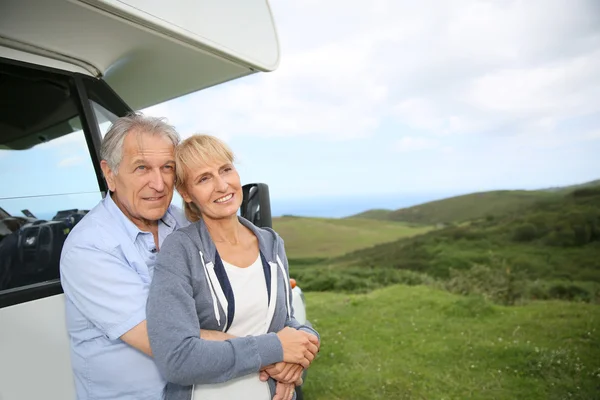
left=0, top=0, right=280, bottom=110
left=0, top=293, right=75, bottom=399
left=0, top=46, right=92, bottom=75
left=88, top=0, right=281, bottom=70
left=291, top=287, right=307, bottom=325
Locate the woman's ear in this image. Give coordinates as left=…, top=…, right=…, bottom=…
left=177, top=186, right=193, bottom=203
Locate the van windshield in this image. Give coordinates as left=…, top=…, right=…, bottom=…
left=0, top=63, right=102, bottom=291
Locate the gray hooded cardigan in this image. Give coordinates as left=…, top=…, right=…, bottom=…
left=146, top=217, right=319, bottom=400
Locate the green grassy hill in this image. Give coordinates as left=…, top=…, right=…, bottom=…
left=542, top=179, right=600, bottom=193
left=350, top=179, right=600, bottom=225
left=291, top=187, right=600, bottom=303
left=349, top=209, right=392, bottom=221
left=272, top=216, right=430, bottom=259
left=387, top=190, right=556, bottom=224
left=303, top=285, right=600, bottom=400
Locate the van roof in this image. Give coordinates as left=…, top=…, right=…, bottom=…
left=0, top=0, right=280, bottom=110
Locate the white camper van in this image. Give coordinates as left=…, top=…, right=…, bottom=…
left=0, top=1, right=309, bottom=398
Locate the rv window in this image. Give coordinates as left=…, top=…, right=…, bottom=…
left=90, top=100, right=119, bottom=138
left=0, top=65, right=102, bottom=294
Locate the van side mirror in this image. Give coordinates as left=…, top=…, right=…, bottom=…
left=241, top=183, right=272, bottom=229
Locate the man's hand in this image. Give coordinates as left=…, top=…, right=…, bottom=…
left=259, top=362, right=303, bottom=384
left=272, top=381, right=296, bottom=400
left=276, top=328, right=320, bottom=368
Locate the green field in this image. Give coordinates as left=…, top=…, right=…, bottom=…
left=302, top=285, right=600, bottom=400
left=273, top=216, right=431, bottom=259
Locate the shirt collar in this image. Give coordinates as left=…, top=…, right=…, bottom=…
left=103, top=193, right=173, bottom=243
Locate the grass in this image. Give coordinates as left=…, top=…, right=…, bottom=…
left=386, top=190, right=558, bottom=225
left=273, top=216, right=431, bottom=259
left=303, top=285, right=600, bottom=400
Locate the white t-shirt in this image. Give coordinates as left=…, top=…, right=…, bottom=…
left=192, top=254, right=271, bottom=400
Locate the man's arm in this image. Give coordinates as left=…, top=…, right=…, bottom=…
left=120, top=320, right=152, bottom=356
left=120, top=321, right=233, bottom=356
left=200, top=329, right=236, bottom=341
left=60, top=243, right=151, bottom=345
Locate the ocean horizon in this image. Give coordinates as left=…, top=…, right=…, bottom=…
left=270, top=192, right=456, bottom=219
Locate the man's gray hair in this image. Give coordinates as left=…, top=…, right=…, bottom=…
left=100, top=112, right=180, bottom=174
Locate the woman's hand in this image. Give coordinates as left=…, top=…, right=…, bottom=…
left=259, top=362, right=303, bottom=384
left=276, top=327, right=319, bottom=368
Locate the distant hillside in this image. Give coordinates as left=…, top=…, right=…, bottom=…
left=542, top=179, right=600, bottom=193
left=334, top=186, right=600, bottom=283
left=272, top=216, right=431, bottom=259
left=386, top=190, right=557, bottom=225
left=351, top=179, right=600, bottom=225
left=349, top=209, right=392, bottom=220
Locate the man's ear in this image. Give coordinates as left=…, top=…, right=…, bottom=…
left=100, top=160, right=117, bottom=192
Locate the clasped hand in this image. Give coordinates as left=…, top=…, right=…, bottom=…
left=261, top=328, right=320, bottom=400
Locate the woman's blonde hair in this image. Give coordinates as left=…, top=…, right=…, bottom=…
left=175, top=134, right=236, bottom=222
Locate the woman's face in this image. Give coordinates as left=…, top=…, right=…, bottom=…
left=179, top=158, right=243, bottom=220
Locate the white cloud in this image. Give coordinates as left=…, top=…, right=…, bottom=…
left=584, top=130, right=600, bottom=141
left=394, top=136, right=439, bottom=153
left=142, top=0, right=600, bottom=144
left=44, top=130, right=88, bottom=149
left=58, top=156, right=84, bottom=168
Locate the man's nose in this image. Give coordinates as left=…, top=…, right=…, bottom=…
left=148, top=169, right=165, bottom=192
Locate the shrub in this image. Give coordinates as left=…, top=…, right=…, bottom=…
left=443, top=295, right=496, bottom=318
left=544, top=224, right=576, bottom=247
left=548, top=283, right=592, bottom=302
left=572, top=187, right=600, bottom=198
left=444, top=259, right=527, bottom=305
left=528, top=280, right=599, bottom=303
left=512, top=223, right=538, bottom=242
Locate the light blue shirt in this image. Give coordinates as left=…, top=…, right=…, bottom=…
left=60, top=194, right=189, bottom=400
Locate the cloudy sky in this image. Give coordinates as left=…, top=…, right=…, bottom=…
left=141, top=0, right=600, bottom=215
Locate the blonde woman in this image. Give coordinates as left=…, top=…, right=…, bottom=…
left=146, top=134, right=320, bottom=400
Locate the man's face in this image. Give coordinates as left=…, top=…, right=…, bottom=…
left=101, top=131, right=176, bottom=229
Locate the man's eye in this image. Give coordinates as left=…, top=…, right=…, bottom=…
left=164, top=165, right=174, bottom=171
left=136, top=165, right=146, bottom=171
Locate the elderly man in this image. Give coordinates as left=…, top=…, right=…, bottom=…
left=60, top=113, right=189, bottom=399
